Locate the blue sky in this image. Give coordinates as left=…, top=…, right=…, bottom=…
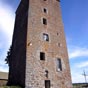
left=0, top=0, right=88, bottom=83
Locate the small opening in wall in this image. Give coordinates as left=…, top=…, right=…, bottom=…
left=57, top=33, right=58, bottom=35
left=45, top=70, right=48, bottom=78
left=43, top=33, right=49, bottom=41
left=44, top=8, right=47, bottom=13
left=40, top=52, right=45, bottom=60
left=57, top=43, right=62, bottom=47
left=43, top=18, right=47, bottom=25
left=44, top=0, right=47, bottom=1
left=58, top=43, right=60, bottom=47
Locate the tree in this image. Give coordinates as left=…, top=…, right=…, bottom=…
left=5, top=46, right=12, bottom=65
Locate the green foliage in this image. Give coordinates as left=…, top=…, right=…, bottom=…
left=5, top=45, right=12, bottom=64
left=0, top=86, right=21, bottom=88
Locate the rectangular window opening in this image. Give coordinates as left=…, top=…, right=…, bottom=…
left=43, top=33, right=49, bottom=41
left=43, top=18, right=47, bottom=25
left=40, top=52, right=45, bottom=60
left=57, top=59, right=62, bottom=71
left=44, top=8, right=47, bottom=13
left=45, top=80, right=50, bottom=88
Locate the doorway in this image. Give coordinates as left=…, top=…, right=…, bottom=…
left=45, top=80, right=50, bottom=88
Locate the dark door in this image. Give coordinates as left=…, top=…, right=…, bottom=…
left=45, top=80, right=50, bottom=88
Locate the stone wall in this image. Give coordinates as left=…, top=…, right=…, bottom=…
left=7, top=0, right=29, bottom=87
left=26, top=0, right=72, bottom=88
left=8, top=0, right=72, bottom=88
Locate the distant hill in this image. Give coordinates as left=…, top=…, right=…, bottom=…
left=0, top=72, right=8, bottom=86
left=0, top=72, right=8, bottom=80
left=73, top=83, right=88, bottom=88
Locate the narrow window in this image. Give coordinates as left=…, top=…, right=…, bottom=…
left=43, top=18, right=47, bottom=25
left=45, top=80, right=50, bottom=88
left=44, top=8, right=47, bottom=13
left=40, top=52, right=45, bottom=60
left=44, top=0, right=47, bottom=1
left=45, top=70, right=48, bottom=78
left=43, top=33, right=49, bottom=41
left=56, top=59, right=62, bottom=71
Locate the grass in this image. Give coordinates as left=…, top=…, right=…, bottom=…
left=0, top=86, right=21, bottom=88
left=73, top=83, right=88, bottom=88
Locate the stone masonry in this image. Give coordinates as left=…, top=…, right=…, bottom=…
left=7, top=0, right=72, bottom=88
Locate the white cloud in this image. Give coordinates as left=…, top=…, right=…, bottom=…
left=68, top=46, right=88, bottom=59
left=68, top=46, right=88, bottom=83
left=71, top=68, right=88, bottom=83
left=0, top=1, right=15, bottom=39
left=0, top=1, right=15, bottom=72
left=76, top=61, right=88, bottom=68
left=72, top=73, right=85, bottom=83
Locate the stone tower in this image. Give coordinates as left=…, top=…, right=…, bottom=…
left=7, top=0, right=72, bottom=88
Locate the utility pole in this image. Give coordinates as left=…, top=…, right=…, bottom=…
left=82, top=70, right=88, bottom=83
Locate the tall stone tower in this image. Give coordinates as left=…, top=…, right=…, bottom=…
left=7, top=0, right=72, bottom=88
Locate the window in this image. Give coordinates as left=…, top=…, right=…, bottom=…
left=43, top=18, right=47, bottom=25
left=56, top=0, right=60, bottom=2
left=45, top=70, right=48, bottom=78
left=58, top=43, right=62, bottom=47
left=56, top=59, right=62, bottom=71
left=44, top=8, right=47, bottom=13
left=43, top=33, right=49, bottom=41
left=40, top=52, right=45, bottom=60
left=44, top=0, right=47, bottom=1
left=45, top=80, right=50, bottom=88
